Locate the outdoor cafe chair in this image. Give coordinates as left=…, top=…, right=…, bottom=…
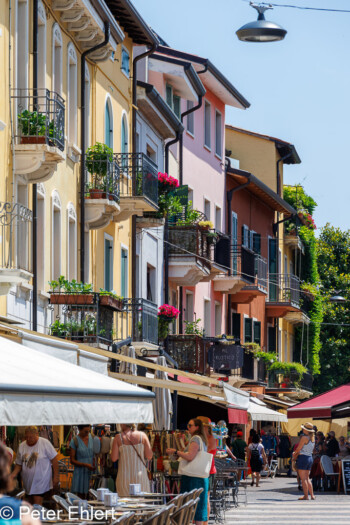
left=53, top=495, right=71, bottom=514
left=89, top=489, right=98, bottom=500
left=168, top=493, right=184, bottom=510
left=181, top=489, right=196, bottom=505
left=186, top=498, right=200, bottom=524
left=141, top=504, right=175, bottom=525
left=320, top=455, right=340, bottom=490
left=111, top=512, right=135, bottom=525
left=170, top=500, right=192, bottom=525
left=65, top=492, right=83, bottom=505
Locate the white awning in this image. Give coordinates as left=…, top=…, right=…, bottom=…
left=248, top=398, right=288, bottom=422
left=0, top=336, right=154, bottom=426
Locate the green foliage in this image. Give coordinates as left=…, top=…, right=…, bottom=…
left=313, top=224, right=350, bottom=393
left=269, top=361, right=308, bottom=387
left=99, top=288, right=123, bottom=301
left=176, top=201, right=202, bottom=226
left=48, top=276, right=93, bottom=294
left=18, top=110, right=47, bottom=136
left=184, top=318, right=204, bottom=336
left=157, top=193, right=183, bottom=218
left=85, top=143, right=114, bottom=177
left=283, top=185, right=317, bottom=215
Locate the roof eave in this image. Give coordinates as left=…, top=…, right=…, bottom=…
left=91, top=0, right=125, bottom=44
left=137, top=81, right=184, bottom=133
left=151, top=54, right=206, bottom=97
left=105, top=0, right=158, bottom=46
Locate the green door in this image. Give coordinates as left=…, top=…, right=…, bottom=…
left=269, top=238, right=278, bottom=301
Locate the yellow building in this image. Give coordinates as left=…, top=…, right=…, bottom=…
left=0, top=0, right=158, bottom=341
left=225, top=125, right=310, bottom=394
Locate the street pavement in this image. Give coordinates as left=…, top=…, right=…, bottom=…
left=225, top=476, right=350, bottom=524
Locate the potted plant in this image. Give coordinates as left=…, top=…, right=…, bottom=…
left=18, top=110, right=47, bottom=144
left=85, top=143, right=114, bottom=199
left=49, top=276, right=94, bottom=305
left=198, top=220, right=214, bottom=231
left=158, top=304, right=180, bottom=340
left=99, top=289, right=124, bottom=310
left=49, top=119, right=63, bottom=147
left=50, top=320, right=67, bottom=338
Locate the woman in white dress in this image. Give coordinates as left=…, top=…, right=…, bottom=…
left=111, top=424, right=153, bottom=497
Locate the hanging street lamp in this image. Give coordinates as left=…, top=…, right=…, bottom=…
left=236, top=3, right=287, bottom=43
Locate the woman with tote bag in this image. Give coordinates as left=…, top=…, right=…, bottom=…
left=166, top=418, right=212, bottom=525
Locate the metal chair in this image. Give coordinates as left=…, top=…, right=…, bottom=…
left=89, top=488, right=98, bottom=500
left=111, top=512, right=135, bottom=525
left=170, top=500, right=192, bottom=525
left=53, top=495, right=71, bottom=514
left=65, top=492, right=82, bottom=505
left=141, top=504, right=175, bottom=525
left=168, top=493, right=184, bottom=510
left=186, top=498, right=200, bottom=524
left=181, top=489, right=196, bottom=504
left=320, top=455, right=339, bottom=490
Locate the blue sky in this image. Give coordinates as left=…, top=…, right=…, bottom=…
left=132, top=0, right=350, bottom=232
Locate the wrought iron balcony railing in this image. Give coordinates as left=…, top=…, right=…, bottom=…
left=231, top=351, right=255, bottom=380
left=167, top=335, right=210, bottom=375
left=268, top=368, right=313, bottom=392
left=0, top=202, right=32, bottom=274
left=121, top=298, right=159, bottom=345
left=229, top=244, right=268, bottom=290
left=115, top=153, right=158, bottom=207
left=268, top=273, right=300, bottom=307
left=168, top=225, right=212, bottom=267
left=12, top=88, right=65, bottom=151
left=84, top=155, right=120, bottom=203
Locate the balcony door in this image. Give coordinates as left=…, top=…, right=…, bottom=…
left=268, top=237, right=278, bottom=301
left=104, top=236, right=113, bottom=292
left=231, top=212, right=238, bottom=274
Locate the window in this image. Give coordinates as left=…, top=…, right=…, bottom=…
left=121, top=113, right=128, bottom=154
left=253, top=321, right=261, bottom=345
left=204, top=101, right=211, bottom=149
left=185, top=292, right=194, bottom=323
left=37, top=187, right=45, bottom=290
left=188, top=188, right=194, bottom=206
left=173, top=95, right=181, bottom=119
left=52, top=191, right=61, bottom=280
left=231, top=312, right=241, bottom=341
left=204, top=199, right=211, bottom=221
left=253, top=233, right=261, bottom=254
left=37, top=2, right=46, bottom=89
left=249, top=230, right=254, bottom=251
left=104, top=236, right=113, bottom=291
left=186, top=101, right=194, bottom=135
left=105, top=97, right=113, bottom=149
left=67, top=44, right=77, bottom=145
left=215, top=303, right=222, bottom=337
left=121, top=248, right=128, bottom=298
left=204, top=299, right=211, bottom=337
left=232, top=212, right=238, bottom=273
left=147, top=264, right=156, bottom=302
left=84, top=231, right=90, bottom=282
left=166, top=84, right=173, bottom=107
left=84, top=64, right=90, bottom=147
left=16, top=0, right=29, bottom=92
left=67, top=204, right=77, bottom=281
left=242, top=225, right=249, bottom=248
left=52, top=24, right=62, bottom=95
left=244, top=317, right=253, bottom=343
left=121, top=47, right=130, bottom=76
left=215, top=206, right=222, bottom=232
left=268, top=326, right=276, bottom=353
left=165, top=84, right=181, bottom=119
left=215, top=110, right=222, bottom=157
left=17, top=184, right=29, bottom=271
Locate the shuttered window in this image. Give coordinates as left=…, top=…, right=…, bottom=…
left=244, top=317, right=253, bottom=343
left=254, top=321, right=261, bottom=345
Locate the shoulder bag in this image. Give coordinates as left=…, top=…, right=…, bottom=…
left=178, top=436, right=212, bottom=479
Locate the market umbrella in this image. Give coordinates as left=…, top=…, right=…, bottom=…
left=153, top=356, right=173, bottom=430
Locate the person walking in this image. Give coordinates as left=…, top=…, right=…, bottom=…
left=69, top=425, right=94, bottom=499
left=247, top=434, right=267, bottom=487
left=310, top=431, right=325, bottom=491
left=166, top=418, right=209, bottom=525
left=232, top=431, right=247, bottom=481
left=111, top=424, right=153, bottom=498
left=11, top=426, right=58, bottom=505
left=292, top=422, right=315, bottom=501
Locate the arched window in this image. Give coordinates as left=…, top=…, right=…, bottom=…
left=16, top=0, right=29, bottom=92
left=121, top=113, right=128, bottom=154
left=67, top=203, right=77, bottom=281
left=105, top=97, right=113, bottom=148
left=52, top=23, right=62, bottom=95
left=67, top=43, right=77, bottom=145
left=38, top=1, right=46, bottom=89
left=85, top=64, right=91, bottom=148
left=51, top=191, right=61, bottom=280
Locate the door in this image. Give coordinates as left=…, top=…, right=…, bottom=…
left=232, top=212, right=238, bottom=274
left=268, top=238, right=278, bottom=301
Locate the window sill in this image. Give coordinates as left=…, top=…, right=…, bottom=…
left=204, top=144, right=211, bottom=153
left=121, top=69, right=130, bottom=79
left=39, top=290, right=50, bottom=300
left=215, top=152, right=222, bottom=161
left=68, top=142, right=81, bottom=163
left=186, top=130, right=195, bottom=139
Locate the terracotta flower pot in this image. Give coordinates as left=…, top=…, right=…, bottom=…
left=89, top=189, right=104, bottom=199
left=21, top=136, right=46, bottom=145
left=99, top=295, right=123, bottom=311
left=50, top=293, right=94, bottom=305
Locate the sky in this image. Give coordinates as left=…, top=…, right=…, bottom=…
left=132, top=0, right=350, bottom=232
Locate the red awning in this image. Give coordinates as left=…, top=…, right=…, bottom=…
left=168, top=373, right=199, bottom=385
left=228, top=408, right=248, bottom=425
left=287, top=384, right=350, bottom=419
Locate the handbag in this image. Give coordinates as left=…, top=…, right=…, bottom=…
left=178, top=436, right=212, bottom=479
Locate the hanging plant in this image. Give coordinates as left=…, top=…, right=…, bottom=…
left=158, top=304, right=180, bottom=340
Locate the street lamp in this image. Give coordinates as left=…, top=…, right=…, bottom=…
left=236, top=3, right=287, bottom=43
left=329, top=292, right=347, bottom=304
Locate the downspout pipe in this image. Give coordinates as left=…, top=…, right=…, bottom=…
left=80, top=22, right=110, bottom=283
left=32, top=0, right=38, bottom=331
left=226, top=160, right=251, bottom=335
left=276, top=152, right=292, bottom=197
left=131, top=43, right=158, bottom=301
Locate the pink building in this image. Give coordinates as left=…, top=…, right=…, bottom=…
left=146, top=46, right=249, bottom=337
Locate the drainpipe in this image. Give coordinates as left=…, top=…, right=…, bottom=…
left=131, top=43, right=158, bottom=301
left=80, top=22, right=110, bottom=283
left=226, top=162, right=251, bottom=334
left=32, top=0, right=38, bottom=331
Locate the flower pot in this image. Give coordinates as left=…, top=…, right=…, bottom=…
left=89, top=189, right=104, bottom=199
left=99, top=295, right=123, bottom=311
left=21, top=136, right=46, bottom=145
left=50, top=293, right=94, bottom=305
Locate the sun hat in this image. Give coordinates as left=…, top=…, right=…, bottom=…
left=197, top=416, right=212, bottom=426
left=301, top=422, right=315, bottom=433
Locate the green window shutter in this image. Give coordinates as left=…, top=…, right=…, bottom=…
left=173, top=95, right=181, bottom=119
left=268, top=326, right=277, bottom=352
left=253, top=233, right=261, bottom=254
left=253, top=321, right=261, bottom=345
left=166, top=85, right=173, bottom=108
left=244, top=318, right=253, bottom=343
left=231, top=312, right=241, bottom=341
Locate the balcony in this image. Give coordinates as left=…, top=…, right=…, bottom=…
left=49, top=292, right=123, bottom=349
left=284, top=232, right=304, bottom=253
left=0, top=202, right=32, bottom=294
left=168, top=226, right=211, bottom=285
left=284, top=291, right=312, bottom=325
left=114, top=298, right=159, bottom=349
left=12, top=89, right=65, bottom=183
left=268, top=368, right=313, bottom=393
left=114, top=153, right=158, bottom=221
left=231, top=247, right=268, bottom=303
left=84, top=154, right=121, bottom=230
left=167, top=335, right=210, bottom=375
left=266, top=273, right=301, bottom=318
